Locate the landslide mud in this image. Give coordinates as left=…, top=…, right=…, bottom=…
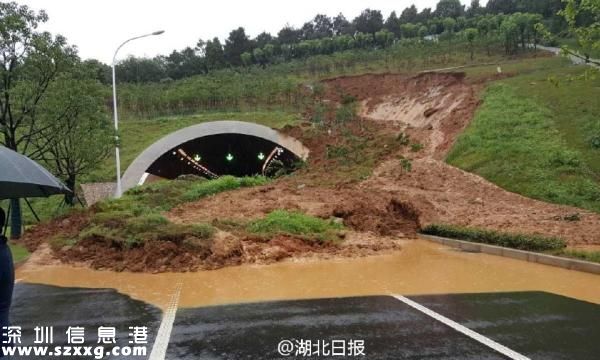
left=19, top=72, right=600, bottom=273
left=16, top=241, right=600, bottom=309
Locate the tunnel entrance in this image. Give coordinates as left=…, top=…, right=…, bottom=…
left=147, top=134, right=299, bottom=180
left=121, top=121, right=309, bottom=192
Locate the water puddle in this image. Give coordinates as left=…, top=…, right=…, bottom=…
left=17, top=240, right=600, bottom=308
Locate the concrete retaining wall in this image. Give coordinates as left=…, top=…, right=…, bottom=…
left=419, top=234, right=600, bottom=275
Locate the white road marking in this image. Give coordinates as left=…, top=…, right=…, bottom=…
left=393, top=295, right=530, bottom=360
left=149, top=282, right=182, bottom=360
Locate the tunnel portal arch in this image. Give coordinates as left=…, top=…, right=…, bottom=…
left=121, top=121, right=309, bottom=192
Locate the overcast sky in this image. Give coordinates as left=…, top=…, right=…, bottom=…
left=16, top=0, right=475, bottom=63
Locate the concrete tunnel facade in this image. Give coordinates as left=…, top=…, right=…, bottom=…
left=121, top=121, right=310, bottom=192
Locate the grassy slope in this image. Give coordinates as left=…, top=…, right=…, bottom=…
left=448, top=59, right=600, bottom=212
left=10, top=242, right=29, bottom=263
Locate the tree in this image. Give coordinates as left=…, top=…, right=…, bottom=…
left=312, top=14, right=334, bottom=39
left=254, top=32, right=273, bottom=49
left=202, top=37, right=225, bottom=70
left=561, top=0, right=600, bottom=64
left=224, top=27, right=253, bottom=66
left=37, top=64, right=111, bottom=205
left=333, top=13, right=353, bottom=36
left=385, top=11, right=401, bottom=37
left=375, top=29, right=395, bottom=47
left=464, top=28, right=479, bottom=59
left=400, top=23, right=419, bottom=38
left=165, top=47, right=204, bottom=79
left=115, top=56, right=166, bottom=83
left=82, top=59, right=110, bottom=84
left=353, top=9, right=384, bottom=34
left=486, top=0, right=517, bottom=15
left=442, top=17, right=457, bottom=50
left=0, top=2, right=78, bottom=238
left=418, top=8, right=433, bottom=23
left=277, top=25, right=302, bottom=44
left=466, top=0, right=484, bottom=17
left=435, top=0, right=465, bottom=18
left=400, top=5, right=419, bottom=24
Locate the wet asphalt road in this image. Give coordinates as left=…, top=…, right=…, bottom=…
left=8, top=284, right=600, bottom=359
left=10, top=284, right=162, bottom=360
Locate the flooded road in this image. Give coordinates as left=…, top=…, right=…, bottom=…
left=16, top=240, right=600, bottom=308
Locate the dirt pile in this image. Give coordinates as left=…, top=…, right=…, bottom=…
left=322, top=72, right=480, bottom=158
left=20, top=71, right=600, bottom=272
left=333, top=199, right=421, bottom=237
left=51, top=230, right=401, bottom=273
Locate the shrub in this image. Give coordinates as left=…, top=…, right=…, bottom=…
left=421, top=223, right=566, bottom=251
left=555, top=249, right=600, bottom=264
left=335, top=103, right=357, bottom=124
left=248, top=210, right=344, bottom=243
left=410, top=143, right=424, bottom=152
left=397, top=133, right=410, bottom=146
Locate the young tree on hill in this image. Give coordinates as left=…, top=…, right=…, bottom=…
left=0, top=2, right=78, bottom=238
left=464, top=28, right=479, bottom=59
left=486, top=0, right=517, bottom=15
left=202, top=37, right=225, bottom=71
left=224, top=27, right=253, bottom=66
left=400, top=5, right=419, bottom=24
left=333, top=13, right=353, bottom=36
left=312, top=14, right=334, bottom=39
left=435, top=0, right=465, bottom=18
left=254, top=32, right=273, bottom=49
left=165, top=47, right=204, bottom=79
left=385, top=11, right=402, bottom=37
left=353, top=9, right=384, bottom=34
left=466, top=0, right=484, bottom=17
left=277, top=25, right=302, bottom=44
left=418, top=8, right=433, bottom=23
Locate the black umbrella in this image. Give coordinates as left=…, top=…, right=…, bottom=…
left=0, top=145, right=71, bottom=200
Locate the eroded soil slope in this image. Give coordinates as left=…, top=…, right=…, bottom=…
left=171, top=72, right=600, bottom=245
left=21, top=72, right=600, bottom=272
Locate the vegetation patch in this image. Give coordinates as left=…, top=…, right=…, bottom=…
left=554, top=249, right=600, bottom=264
left=9, top=243, right=30, bottom=263
left=50, top=176, right=266, bottom=250
left=422, top=223, right=566, bottom=251
left=248, top=210, right=344, bottom=243
left=447, top=82, right=600, bottom=213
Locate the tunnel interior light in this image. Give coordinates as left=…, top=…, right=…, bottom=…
left=257, top=152, right=265, bottom=161
left=194, top=154, right=201, bottom=162
left=226, top=153, right=234, bottom=162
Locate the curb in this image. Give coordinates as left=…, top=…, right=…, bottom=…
left=418, top=234, right=600, bottom=275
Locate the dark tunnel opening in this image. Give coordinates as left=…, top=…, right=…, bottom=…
left=146, top=133, right=301, bottom=180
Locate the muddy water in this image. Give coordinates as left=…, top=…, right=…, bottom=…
left=16, top=240, right=600, bottom=309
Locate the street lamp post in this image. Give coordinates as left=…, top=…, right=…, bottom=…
left=112, top=30, right=164, bottom=198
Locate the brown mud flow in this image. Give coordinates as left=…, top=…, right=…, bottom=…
left=16, top=241, right=600, bottom=309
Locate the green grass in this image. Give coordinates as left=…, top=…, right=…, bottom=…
left=52, top=176, right=267, bottom=249
left=422, top=224, right=567, bottom=251
left=554, top=249, right=600, bottom=264
left=248, top=210, right=344, bottom=243
left=447, top=66, right=600, bottom=212
left=9, top=243, right=29, bottom=263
